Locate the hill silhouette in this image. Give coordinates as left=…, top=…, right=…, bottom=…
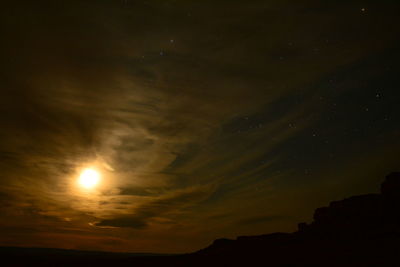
left=1, top=172, right=400, bottom=266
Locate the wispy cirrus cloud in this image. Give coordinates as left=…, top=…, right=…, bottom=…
left=0, top=0, right=399, bottom=253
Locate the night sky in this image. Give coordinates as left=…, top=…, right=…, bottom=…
left=0, top=0, right=399, bottom=253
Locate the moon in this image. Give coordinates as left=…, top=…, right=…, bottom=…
left=78, top=168, right=101, bottom=189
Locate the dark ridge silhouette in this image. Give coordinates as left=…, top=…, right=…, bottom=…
left=1, top=172, right=400, bottom=266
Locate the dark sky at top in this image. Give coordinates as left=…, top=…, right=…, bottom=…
left=0, top=0, right=399, bottom=253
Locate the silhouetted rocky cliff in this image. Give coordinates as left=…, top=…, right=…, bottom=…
left=193, top=172, right=400, bottom=266
left=297, top=172, right=400, bottom=239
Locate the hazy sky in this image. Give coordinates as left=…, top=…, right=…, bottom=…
left=0, top=0, right=399, bottom=253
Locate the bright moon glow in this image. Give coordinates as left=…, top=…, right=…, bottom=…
left=78, top=168, right=100, bottom=189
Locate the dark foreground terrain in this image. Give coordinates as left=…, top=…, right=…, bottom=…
left=2, top=172, right=400, bottom=266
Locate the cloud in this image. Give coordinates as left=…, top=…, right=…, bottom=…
left=96, top=217, right=147, bottom=229
left=95, top=185, right=214, bottom=229
left=118, top=186, right=161, bottom=197
left=0, top=0, right=399, bottom=253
